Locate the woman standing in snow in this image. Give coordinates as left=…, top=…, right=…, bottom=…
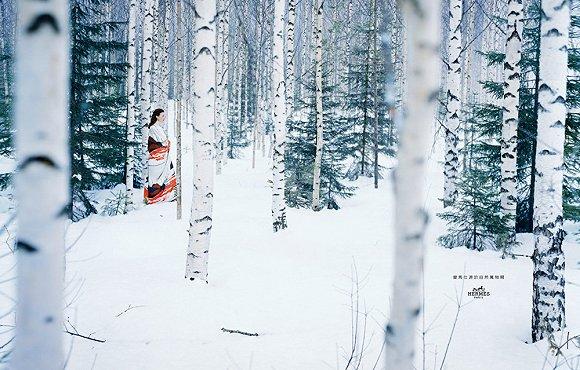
left=144, top=109, right=176, bottom=204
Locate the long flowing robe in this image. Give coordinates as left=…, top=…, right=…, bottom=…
left=144, top=123, right=176, bottom=204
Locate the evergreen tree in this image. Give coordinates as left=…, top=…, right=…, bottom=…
left=285, top=67, right=354, bottom=209
left=70, top=0, right=128, bottom=220
left=343, top=22, right=394, bottom=180
left=0, top=48, right=11, bottom=189
left=226, top=79, right=251, bottom=159
left=439, top=100, right=510, bottom=251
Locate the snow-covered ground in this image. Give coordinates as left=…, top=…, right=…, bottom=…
left=0, top=123, right=579, bottom=369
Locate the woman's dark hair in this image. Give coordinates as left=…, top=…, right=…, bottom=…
left=149, top=108, right=164, bottom=128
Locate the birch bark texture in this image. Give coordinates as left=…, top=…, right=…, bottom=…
left=185, top=0, right=217, bottom=283
left=271, top=0, right=288, bottom=231
left=443, top=0, right=462, bottom=207
left=175, top=0, right=184, bottom=220
left=286, top=0, right=297, bottom=118
left=125, top=0, right=138, bottom=210
left=140, top=0, right=155, bottom=188
left=385, top=0, right=440, bottom=368
left=531, top=0, right=569, bottom=343
left=312, top=0, right=324, bottom=211
left=215, top=0, right=229, bottom=175
left=501, top=0, right=523, bottom=248
left=12, top=0, right=70, bottom=368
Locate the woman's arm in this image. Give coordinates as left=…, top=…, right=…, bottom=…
left=148, top=136, right=164, bottom=152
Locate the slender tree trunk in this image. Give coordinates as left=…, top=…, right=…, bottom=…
left=385, top=0, right=440, bottom=367
left=185, top=0, right=217, bottom=283
left=125, top=0, right=138, bottom=212
left=215, top=0, right=229, bottom=175
left=140, top=0, right=155, bottom=189
left=271, top=0, right=288, bottom=231
left=175, top=0, right=184, bottom=220
left=443, top=0, right=462, bottom=207
left=312, top=0, right=324, bottom=211
left=12, top=1, right=70, bottom=368
left=286, top=0, right=296, bottom=118
left=531, top=0, right=569, bottom=343
left=500, top=0, right=523, bottom=250
left=154, top=0, right=168, bottom=107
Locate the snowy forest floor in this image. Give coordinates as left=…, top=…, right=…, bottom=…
left=1, top=125, right=580, bottom=369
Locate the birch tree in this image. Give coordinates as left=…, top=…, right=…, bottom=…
left=443, top=0, right=462, bottom=207
left=271, top=0, right=288, bottom=231
left=125, top=0, right=138, bottom=211
left=140, top=0, right=155, bottom=188
left=215, top=0, right=229, bottom=175
left=531, top=0, right=569, bottom=343
left=312, top=0, right=324, bottom=211
left=286, top=0, right=297, bottom=117
left=185, top=0, right=217, bottom=283
left=500, top=0, right=523, bottom=249
left=385, top=0, right=440, bottom=367
left=175, top=0, right=184, bottom=219
left=12, top=0, right=70, bottom=368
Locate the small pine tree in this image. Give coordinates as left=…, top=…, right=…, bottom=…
left=439, top=104, right=510, bottom=251
left=226, top=82, right=251, bottom=159
left=343, top=22, right=395, bottom=180
left=285, top=67, right=355, bottom=209
left=70, top=0, right=128, bottom=220
left=0, top=50, right=11, bottom=189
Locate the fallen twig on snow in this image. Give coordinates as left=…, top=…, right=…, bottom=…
left=116, top=304, right=146, bottom=318
left=220, top=328, right=259, bottom=336
left=65, top=330, right=106, bottom=343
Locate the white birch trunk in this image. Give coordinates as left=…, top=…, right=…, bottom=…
left=140, top=0, right=155, bottom=188
left=175, top=0, right=184, bottom=220
left=125, top=0, right=138, bottom=211
left=271, top=0, right=288, bottom=231
left=12, top=1, right=70, bottom=368
left=443, top=0, right=462, bottom=207
left=385, top=0, right=440, bottom=367
left=531, top=0, right=569, bottom=343
left=501, top=0, right=523, bottom=248
left=154, top=0, right=168, bottom=107
left=215, top=0, right=229, bottom=175
left=286, top=0, right=297, bottom=118
left=185, top=0, right=217, bottom=283
left=311, top=0, right=324, bottom=211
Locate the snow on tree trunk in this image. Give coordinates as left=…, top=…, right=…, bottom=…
left=154, top=0, right=168, bottom=108
left=271, top=0, right=288, bottom=231
left=286, top=0, right=297, bottom=118
left=311, top=0, right=324, bottom=212
left=175, top=0, right=184, bottom=220
left=384, top=0, right=440, bottom=368
left=215, top=0, right=229, bottom=175
left=12, top=0, right=70, bottom=368
left=443, top=0, right=462, bottom=207
left=500, top=0, right=523, bottom=248
left=140, top=0, right=155, bottom=188
left=531, top=0, right=569, bottom=344
left=185, top=0, right=217, bottom=283
left=125, top=0, right=138, bottom=211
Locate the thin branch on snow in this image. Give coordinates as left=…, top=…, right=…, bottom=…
left=220, top=328, right=259, bottom=336
left=115, top=304, right=146, bottom=318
